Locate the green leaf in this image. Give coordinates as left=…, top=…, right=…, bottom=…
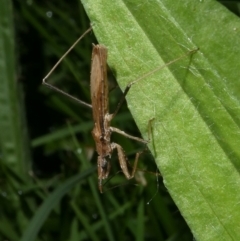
left=0, top=0, right=30, bottom=176
left=81, top=0, right=240, bottom=240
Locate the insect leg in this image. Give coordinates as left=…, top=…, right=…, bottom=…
left=111, top=143, right=142, bottom=180
left=110, top=127, right=148, bottom=144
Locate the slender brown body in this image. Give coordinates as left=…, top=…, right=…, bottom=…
left=91, top=45, right=112, bottom=185
left=90, top=45, right=140, bottom=192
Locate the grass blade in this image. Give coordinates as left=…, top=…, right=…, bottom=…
left=20, top=168, right=95, bottom=241
left=0, top=0, right=30, bottom=176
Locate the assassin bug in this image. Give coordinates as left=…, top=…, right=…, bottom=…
left=43, top=27, right=197, bottom=192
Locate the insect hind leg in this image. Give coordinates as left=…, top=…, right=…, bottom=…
left=111, top=143, right=141, bottom=180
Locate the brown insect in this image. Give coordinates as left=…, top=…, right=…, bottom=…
left=90, top=44, right=149, bottom=192
left=42, top=27, right=197, bottom=192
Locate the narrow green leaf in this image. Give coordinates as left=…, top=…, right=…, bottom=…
left=136, top=199, right=144, bottom=241
left=0, top=0, right=30, bottom=176
left=20, top=168, right=95, bottom=241
left=81, top=0, right=240, bottom=240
